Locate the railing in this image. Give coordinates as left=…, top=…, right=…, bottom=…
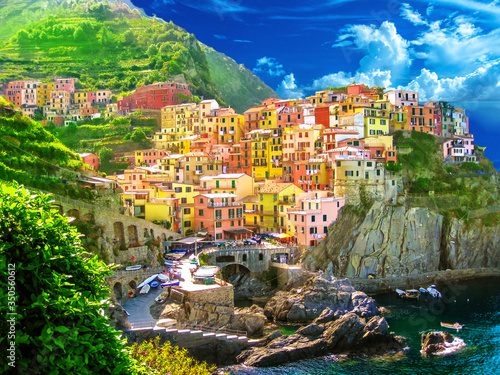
left=129, top=320, right=158, bottom=330
left=182, top=323, right=247, bottom=337
left=208, top=201, right=242, bottom=208
left=105, top=266, right=167, bottom=278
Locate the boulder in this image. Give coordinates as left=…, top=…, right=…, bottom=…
left=237, top=312, right=405, bottom=367
left=264, top=274, right=379, bottom=323
left=421, top=331, right=465, bottom=356
left=229, top=305, right=267, bottom=336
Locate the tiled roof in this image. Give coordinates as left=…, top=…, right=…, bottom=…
left=258, top=183, right=295, bottom=194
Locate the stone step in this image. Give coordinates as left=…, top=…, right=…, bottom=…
left=190, top=330, right=203, bottom=335
left=247, top=339, right=261, bottom=345
left=177, top=329, right=191, bottom=334
left=237, top=336, right=248, bottom=341
left=215, top=333, right=227, bottom=339
left=165, top=328, right=178, bottom=333
left=202, top=332, right=216, bottom=337
left=226, top=335, right=238, bottom=340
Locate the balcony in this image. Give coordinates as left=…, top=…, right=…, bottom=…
left=208, top=201, right=242, bottom=208
left=254, top=210, right=281, bottom=216
left=252, top=162, right=268, bottom=167
left=195, top=170, right=204, bottom=175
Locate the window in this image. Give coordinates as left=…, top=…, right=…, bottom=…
left=216, top=222, right=222, bottom=228
left=200, top=198, right=204, bottom=204
left=183, top=208, right=190, bottom=215
left=181, top=198, right=187, bottom=204
left=199, top=209, right=204, bottom=216
left=311, top=216, right=316, bottom=222
left=367, top=162, right=373, bottom=167
left=186, top=187, right=192, bottom=193
left=301, top=227, right=305, bottom=233
left=231, top=221, right=235, bottom=227
left=215, top=209, right=222, bottom=219
left=242, top=254, right=247, bottom=261
left=323, top=215, right=327, bottom=222
left=259, top=253, right=264, bottom=261
left=345, top=171, right=354, bottom=177
left=183, top=221, right=191, bottom=227
left=309, top=227, right=317, bottom=234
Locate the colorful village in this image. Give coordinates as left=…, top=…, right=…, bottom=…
left=5, top=79, right=477, bottom=249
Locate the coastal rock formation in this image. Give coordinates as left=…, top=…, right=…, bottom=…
left=305, top=201, right=500, bottom=278
left=229, top=305, right=267, bottom=337
left=229, top=274, right=274, bottom=300
left=237, top=312, right=406, bottom=367
left=421, top=331, right=466, bottom=356
left=264, top=274, right=378, bottom=323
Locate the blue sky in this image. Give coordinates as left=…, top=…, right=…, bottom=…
left=129, top=0, right=500, bottom=104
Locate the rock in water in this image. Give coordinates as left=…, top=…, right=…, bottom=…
left=237, top=312, right=406, bottom=367
left=264, top=274, right=378, bottom=323
left=421, top=331, right=466, bottom=356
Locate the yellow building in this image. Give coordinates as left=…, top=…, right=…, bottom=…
left=247, top=182, right=304, bottom=234
left=73, top=91, right=88, bottom=104
left=217, top=114, right=245, bottom=144
left=183, top=152, right=222, bottom=184
left=200, top=173, right=254, bottom=200
left=363, top=102, right=390, bottom=137
left=37, top=82, right=55, bottom=107
left=157, top=154, right=185, bottom=181
left=172, top=182, right=197, bottom=235
left=50, top=90, right=71, bottom=114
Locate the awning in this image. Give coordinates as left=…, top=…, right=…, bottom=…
left=223, top=228, right=253, bottom=234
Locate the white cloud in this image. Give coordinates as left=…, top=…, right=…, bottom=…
left=213, top=34, right=227, bottom=40
left=402, top=61, right=500, bottom=102
left=401, top=3, right=429, bottom=25
left=234, top=39, right=253, bottom=43
left=254, top=57, right=286, bottom=77
left=410, top=16, right=499, bottom=76
left=334, top=21, right=412, bottom=81
left=276, top=74, right=305, bottom=99
left=311, top=70, right=392, bottom=90
left=426, top=4, right=435, bottom=16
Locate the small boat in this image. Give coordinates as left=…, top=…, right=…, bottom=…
left=157, top=273, right=170, bottom=281
left=403, top=289, right=421, bottom=299
left=155, top=291, right=169, bottom=304
left=160, top=279, right=180, bottom=288
left=139, top=284, right=150, bottom=295
left=396, top=288, right=406, bottom=297
left=441, top=322, right=464, bottom=331
left=137, top=274, right=158, bottom=289
left=150, top=280, right=159, bottom=288
left=427, top=285, right=442, bottom=298
left=126, top=265, right=142, bottom=271
left=419, top=287, right=428, bottom=294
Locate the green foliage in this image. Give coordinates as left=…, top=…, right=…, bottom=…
left=0, top=184, right=133, bottom=374
left=460, top=161, right=481, bottom=173
left=199, top=253, right=211, bottom=267
left=410, top=177, right=433, bottom=193
left=384, top=162, right=403, bottom=173
left=130, top=337, right=216, bottom=375
left=130, top=128, right=147, bottom=142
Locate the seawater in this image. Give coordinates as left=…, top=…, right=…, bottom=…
left=226, top=277, right=500, bottom=375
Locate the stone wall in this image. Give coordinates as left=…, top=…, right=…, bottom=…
left=177, top=285, right=235, bottom=327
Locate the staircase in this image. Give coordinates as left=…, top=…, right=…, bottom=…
left=130, top=319, right=261, bottom=346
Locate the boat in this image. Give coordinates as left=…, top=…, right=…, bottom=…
left=441, top=322, right=464, bottom=331
left=157, top=273, right=170, bottom=281
left=137, top=274, right=158, bottom=289
left=150, top=280, right=159, bottom=288
left=396, top=288, right=406, bottom=297
left=125, top=265, right=142, bottom=271
left=139, top=284, right=150, bottom=295
left=419, top=287, right=428, bottom=294
left=160, top=279, right=180, bottom=288
left=155, top=291, right=169, bottom=304
left=427, top=285, right=442, bottom=298
left=403, top=289, right=421, bottom=299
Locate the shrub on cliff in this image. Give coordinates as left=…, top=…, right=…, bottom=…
left=0, top=183, right=133, bottom=373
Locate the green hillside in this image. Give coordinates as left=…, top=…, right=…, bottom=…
left=202, top=45, right=279, bottom=112
left=0, top=96, right=83, bottom=192
left=0, top=0, right=278, bottom=112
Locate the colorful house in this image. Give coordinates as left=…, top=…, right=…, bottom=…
left=287, top=191, right=346, bottom=247
left=199, top=173, right=254, bottom=200
left=78, top=153, right=99, bottom=171
left=194, top=193, right=247, bottom=241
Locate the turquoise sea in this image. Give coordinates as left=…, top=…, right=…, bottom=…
left=226, top=277, right=500, bottom=375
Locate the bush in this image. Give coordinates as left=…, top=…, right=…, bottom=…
left=460, top=161, right=481, bottom=173
left=0, top=184, right=133, bottom=374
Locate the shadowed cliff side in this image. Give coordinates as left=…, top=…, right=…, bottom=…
left=304, top=201, right=500, bottom=279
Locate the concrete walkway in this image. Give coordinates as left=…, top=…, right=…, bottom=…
left=122, top=283, right=164, bottom=325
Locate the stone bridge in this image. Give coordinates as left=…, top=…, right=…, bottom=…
left=50, top=193, right=180, bottom=251
left=204, top=245, right=299, bottom=274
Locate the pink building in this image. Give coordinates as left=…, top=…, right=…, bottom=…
left=442, top=134, right=476, bottom=163
left=287, top=191, right=345, bottom=248
left=118, top=82, right=190, bottom=113
left=55, top=78, right=75, bottom=93
left=6, top=80, right=40, bottom=110
left=194, top=193, right=250, bottom=241
left=79, top=153, right=99, bottom=171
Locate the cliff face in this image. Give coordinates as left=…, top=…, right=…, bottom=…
left=304, top=201, right=500, bottom=278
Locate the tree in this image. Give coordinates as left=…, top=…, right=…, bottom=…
left=130, top=129, right=147, bottom=143
left=99, top=146, right=114, bottom=164
left=0, top=184, right=133, bottom=373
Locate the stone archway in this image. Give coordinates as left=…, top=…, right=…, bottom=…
left=128, top=280, right=137, bottom=298
left=113, top=282, right=123, bottom=302
left=220, top=263, right=251, bottom=280
left=113, top=222, right=125, bottom=246
left=128, top=225, right=138, bottom=244
left=83, top=212, right=95, bottom=223
left=67, top=209, right=80, bottom=220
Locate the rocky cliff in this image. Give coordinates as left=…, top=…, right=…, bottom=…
left=304, top=201, right=500, bottom=278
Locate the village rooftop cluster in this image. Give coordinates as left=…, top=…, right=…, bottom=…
left=5, top=80, right=477, bottom=248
